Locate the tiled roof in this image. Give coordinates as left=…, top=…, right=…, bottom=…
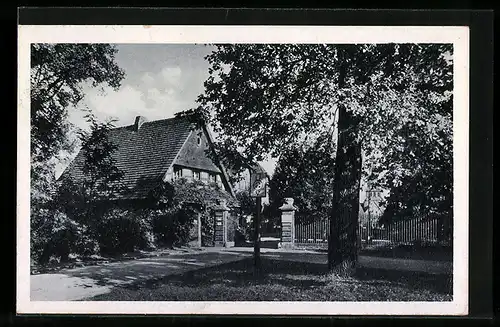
left=61, top=116, right=194, bottom=199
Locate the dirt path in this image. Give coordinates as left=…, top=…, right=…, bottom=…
left=31, top=250, right=250, bottom=301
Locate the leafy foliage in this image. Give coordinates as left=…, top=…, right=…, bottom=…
left=31, top=118, right=125, bottom=262
left=147, top=178, right=238, bottom=247
left=170, top=178, right=238, bottom=208
left=76, top=111, right=125, bottom=201
left=31, top=43, right=124, bottom=166
left=97, top=208, right=152, bottom=255
left=196, top=43, right=453, bottom=268
left=197, top=43, right=452, bottom=190
left=30, top=44, right=126, bottom=264
left=31, top=209, right=82, bottom=264
left=57, top=113, right=125, bottom=237
left=151, top=206, right=196, bottom=248
left=269, top=134, right=336, bottom=224
left=235, top=190, right=256, bottom=217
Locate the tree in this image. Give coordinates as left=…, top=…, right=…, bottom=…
left=195, top=43, right=453, bottom=273
left=31, top=43, right=125, bottom=199
left=32, top=112, right=126, bottom=263
left=269, top=134, right=335, bottom=224
left=76, top=111, right=125, bottom=202
left=48, top=112, right=126, bottom=257
left=235, top=190, right=256, bottom=217
left=366, top=45, right=453, bottom=244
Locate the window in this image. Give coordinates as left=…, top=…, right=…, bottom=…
left=197, top=136, right=201, bottom=146
left=174, top=168, right=182, bottom=179
left=209, top=174, right=216, bottom=183
left=193, top=171, right=200, bottom=180
left=183, top=168, right=193, bottom=179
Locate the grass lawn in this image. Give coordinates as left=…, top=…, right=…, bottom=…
left=88, top=258, right=452, bottom=301
left=359, top=243, right=453, bottom=262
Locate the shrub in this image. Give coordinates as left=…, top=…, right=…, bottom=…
left=200, top=209, right=215, bottom=247
left=136, top=210, right=157, bottom=250
left=96, top=208, right=148, bottom=255
left=31, top=207, right=54, bottom=264
left=73, top=229, right=100, bottom=257
left=152, top=206, right=196, bottom=248
left=31, top=209, right=92, bottom=264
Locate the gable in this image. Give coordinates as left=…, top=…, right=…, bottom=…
left=173, top=128, right=222, bottom=174
left=168, top=126, right=235, bottom=197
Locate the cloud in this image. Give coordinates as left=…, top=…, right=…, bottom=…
left=69, top=65, right=198, bottom=131
left=160, top=67, right=182, bottom=85
left=87, top=85, right=146, bottom=121
left=140, top=72, right=156, bottom=86
left=57, top=46, right=212, bottom=177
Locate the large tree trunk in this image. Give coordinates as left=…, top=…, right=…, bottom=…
left=328, top=51, right=363, bottom=273
left=328, top=104, right=362, bottom=274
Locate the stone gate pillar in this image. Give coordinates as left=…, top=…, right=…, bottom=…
left=213, top=200, right=229, bottom=247
left=279, top=198, right=297, bottom=249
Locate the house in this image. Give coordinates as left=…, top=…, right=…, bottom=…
left=61, top=115, right=236, bottom=203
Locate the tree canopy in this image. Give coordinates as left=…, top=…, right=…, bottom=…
left=197, top=43, right=452, bottom=182
left=196, top=43, right=453, bottom=269
left=268, top=133, right=336, bottom=223
left=31, top=43, right=125, bottom=196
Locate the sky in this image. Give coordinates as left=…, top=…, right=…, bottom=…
left=61, top=44, right=278, bottom=177
left=68, top=44, right=213, bottom=127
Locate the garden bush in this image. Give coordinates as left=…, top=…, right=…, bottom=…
left=152, top=206, right=196, bottom=248
left=200, top=209, right=215, bottom=247
left=31, top=168, right=243, bottom=265
left=31, top=209, right=93, bottom=264
left=97, top=208, right=150, bottom=255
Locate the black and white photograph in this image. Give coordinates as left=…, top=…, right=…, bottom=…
left=17, top=25, right=469, bottom=315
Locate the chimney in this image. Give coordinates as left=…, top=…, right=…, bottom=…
left=134, top=116, right=147, bottom=131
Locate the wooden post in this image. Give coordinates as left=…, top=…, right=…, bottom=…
left=197, top=212, right=202, bottom=248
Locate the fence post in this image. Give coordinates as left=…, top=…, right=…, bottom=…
left=279, top=198, right=296, bottom=249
